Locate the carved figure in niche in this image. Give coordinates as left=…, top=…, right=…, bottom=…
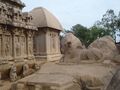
left=0, top=72, right=2, bottom=86
left=0, top=3, right=7, bottom=23
left=5, top=36, right=10, bottom=57
left=15, top=36, right=21, bottom=56
left=50, top=33, right=56, bottom=51
left=52, top=34, right=56, bottom=49
left=6, top=7, right=13, bottom=22
left=9, top=62, right=17, bottom=82
left=13, top=8, right=20, bottom=22
left=23, top=60, right=29, bottom=77
left=18, top=10, right=22, bottom=23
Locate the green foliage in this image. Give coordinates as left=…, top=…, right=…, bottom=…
left=69, top=24, right=109, bottom=46
left=96, top=9, right=120, bottom=40
left=65, top=9, right=120, bottom=46
left=71, top=24, right=90, bottom=46
left=88, top=26, right=110, bottom=45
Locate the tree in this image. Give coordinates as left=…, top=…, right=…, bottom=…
left=96, top=9, right=117, bottom=40
left=65, top=9, right=120, bottom=46
left=71, top=24, right=90, bottom=46
left=89, top=26, right=110, bottom=45
left=68, top=24, right=110, bottom=47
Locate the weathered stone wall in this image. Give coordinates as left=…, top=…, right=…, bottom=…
left=34, top=27, right=62, bottom=61
left=0, top=0, right=37, bottom=79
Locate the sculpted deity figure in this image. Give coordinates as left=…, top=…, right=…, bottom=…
left=9, top=62, right=17, bottom=82
left=5, top=36, right=10, bottom=57
left=5, top=42, right=9, bottom=56
left=15, top=37, right=21, bottom=56
left=23, top=60, right=29, bottom=77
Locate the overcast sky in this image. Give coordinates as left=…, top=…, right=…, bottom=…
left=21, top=0, right=120, bottom=30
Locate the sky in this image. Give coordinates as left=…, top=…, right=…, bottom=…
left=21, top=0, right=120, bottom=30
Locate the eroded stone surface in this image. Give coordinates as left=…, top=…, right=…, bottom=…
left=16, top=62, right=115, bottom=90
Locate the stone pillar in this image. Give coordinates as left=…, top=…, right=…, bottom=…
left=2, top=27, right=7, bottom=63
left=13, top=29, right=20, bottom=61
left=12, top=32, right=16, bottom=61
left=45, top=29, right=50, bottom=55
left=20, top=30, right=27, bottom=59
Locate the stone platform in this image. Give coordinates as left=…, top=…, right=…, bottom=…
left=15, top=62, right=116, bottom=90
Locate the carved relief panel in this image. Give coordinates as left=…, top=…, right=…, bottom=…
left=4, top=31, right=12, bottom=59
left=6, top=7, right=13, bottom=24
left=27, top=31, right=34, bottom=56
left=21, top=36, right=26, bottom=56
left=0, top=2, right=7, bottom=23
left=13, top=8, right=22, bottom=26
left=15, top=36, right=21, bottom=57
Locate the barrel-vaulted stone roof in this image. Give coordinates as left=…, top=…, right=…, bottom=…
left=30, top=7, right=63, bottom=31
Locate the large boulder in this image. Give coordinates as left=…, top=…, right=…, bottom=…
left=80, top=48, right=103, bottom=61
left=107, top=69, right=120, bottom=90
left=61, top=33, right=84, bottom=63
left=88, top=36, right=119, bottom=60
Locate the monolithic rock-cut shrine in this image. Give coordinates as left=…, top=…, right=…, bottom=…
left=0, top=0, right=37, bottom=65
left=1, top=0, right=120, bottom=90
left=30, top=7, right=63, bottom=61
left=0, top=0, right=63, bottom=63
left=0, top=0, right=62, bottom=79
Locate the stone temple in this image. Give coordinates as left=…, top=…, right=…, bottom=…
left=0, top=0, right=62, bottom=79
left=30, top=7, right=63, bottom=61
left=1, top=0, right=119, bottom=90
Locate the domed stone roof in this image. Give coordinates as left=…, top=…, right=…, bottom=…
left=30, top=7, right=63, bottom=31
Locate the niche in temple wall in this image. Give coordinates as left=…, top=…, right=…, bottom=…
left=13, top=29, right=21, bottom=57
left=13, top=8, right=22, bottom=25
left=49, top=31, right=57, bottom=53
left=15, top=35, right=21, bottom=57
left=4, top=30, right=12, bottom=59
left=0, top=2, right=7, bottom=23
left=20, top=30, right=27, bottom=57
left=27, top=31, right=34, bottom=56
